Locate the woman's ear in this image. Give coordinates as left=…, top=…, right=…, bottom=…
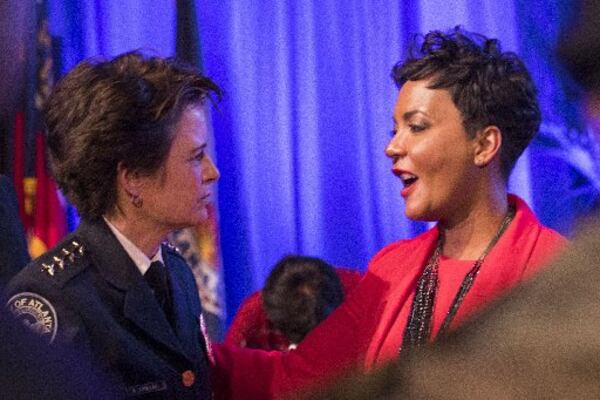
left=116, top=162, right=143, bottom=198
left=473, top=126, right=502, bottom=168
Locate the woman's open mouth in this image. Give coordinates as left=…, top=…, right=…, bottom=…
left=400, top=173, right=418, bottom=188
left=397, top=172, right=418, bottom=197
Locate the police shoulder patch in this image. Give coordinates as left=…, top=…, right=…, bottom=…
left=6, top=292, right=58, bottom=343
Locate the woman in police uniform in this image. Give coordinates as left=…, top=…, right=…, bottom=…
left=5, top=52, right=220, bottom=399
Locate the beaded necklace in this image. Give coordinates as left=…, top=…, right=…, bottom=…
left=401, top=205, right=516, bottom=351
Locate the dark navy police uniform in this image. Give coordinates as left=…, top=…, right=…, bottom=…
left=5, top=219, right=212, bottom=399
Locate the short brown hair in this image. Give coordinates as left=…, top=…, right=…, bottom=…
left=45, top=51, right=221, bottom=220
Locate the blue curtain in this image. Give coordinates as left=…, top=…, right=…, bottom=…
left=47, top=0, right=598, bottom=327
left=48, top=1, right=176, bottom=71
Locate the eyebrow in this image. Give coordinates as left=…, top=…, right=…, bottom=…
left=189, top=143, right=208, bottom=156
left=402, top=110, right=422, bottom=121
left=392, top=110, right=422, bottom=124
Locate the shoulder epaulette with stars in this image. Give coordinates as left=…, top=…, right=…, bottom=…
left=40, top=240, right=85, bottom=277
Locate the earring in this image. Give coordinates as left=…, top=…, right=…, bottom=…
left=131, top=193, right=143, bottom=208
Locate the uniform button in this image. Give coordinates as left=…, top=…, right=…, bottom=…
left=181, top=370, right=195, bottom=387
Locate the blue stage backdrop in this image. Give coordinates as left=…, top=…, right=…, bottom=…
left=46, top=0, right=598, bottom=328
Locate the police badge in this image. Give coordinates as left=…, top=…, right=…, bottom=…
left=7, top=292, right=58, bottom=343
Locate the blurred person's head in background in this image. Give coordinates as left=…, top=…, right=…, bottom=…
left=263, top=255, right=344, bottom=346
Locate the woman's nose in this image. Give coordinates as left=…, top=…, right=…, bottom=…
left=385, top=131, right=407, bottom=159
left=203, top=156, right=220, bottom=183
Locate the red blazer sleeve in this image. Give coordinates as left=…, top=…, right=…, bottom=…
left=224, top=291, right=290, bottom=351
left=213, top=269, right=379, bottom=400
left=336, top=268, right=363, bottom=294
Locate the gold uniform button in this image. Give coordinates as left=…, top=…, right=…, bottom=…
left=181, top=370, right=195, bottom=387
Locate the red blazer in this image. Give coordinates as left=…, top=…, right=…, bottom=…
left=212, top=195, right=567, bottom=399
left=225, top=268, right=363, bottom=351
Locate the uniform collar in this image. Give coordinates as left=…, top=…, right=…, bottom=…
left=103, top=217, right=164, bottom=276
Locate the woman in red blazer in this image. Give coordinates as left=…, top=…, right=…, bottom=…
left=212, top=27, right=567, bottom=399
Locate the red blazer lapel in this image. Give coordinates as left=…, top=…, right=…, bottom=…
left=364, top=228, right=439, bottom=367
left=451, top=195, right=565, bottom=329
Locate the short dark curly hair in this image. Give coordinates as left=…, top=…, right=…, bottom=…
left=391, top=27, right=540, bottom=180
left=262, top=255, right=344, bottom=344
left=45, top=51, right=221, bottom=220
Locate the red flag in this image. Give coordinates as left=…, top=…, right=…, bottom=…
left=28, top=132, right=66, bottom=258
left=12, top=0, right=67, bottom=258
